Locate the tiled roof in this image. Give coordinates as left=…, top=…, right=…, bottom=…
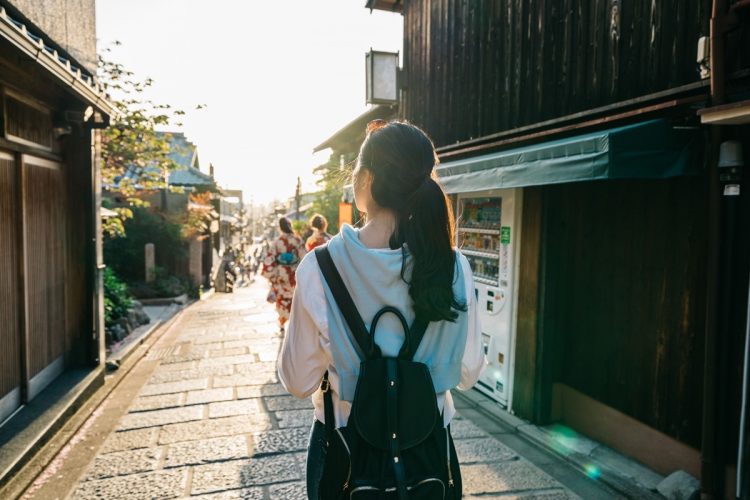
left=109, top=132, right=215, bottom=190
left=160, top=132, right=199, bottom=170
left=169, top=166, right=214, bottom=187
left=159, top=132, right=215, bottom=188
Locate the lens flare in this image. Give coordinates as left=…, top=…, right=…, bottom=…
left=584, top=464, right=601, bottom=480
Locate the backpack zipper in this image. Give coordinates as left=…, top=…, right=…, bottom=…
left=335, top=428, right=352, bottom=490
left=349, top=478, right=445, bottom=497
left=446, top=429, right=454, bottom=487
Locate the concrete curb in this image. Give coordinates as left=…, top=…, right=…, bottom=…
left=0, top=302, right=192, bottom=500
left=0, top=368, right=104, bottom=492
left=455, top=389, right=665, bottom=500
left=105, top=302, right=186, bottom=370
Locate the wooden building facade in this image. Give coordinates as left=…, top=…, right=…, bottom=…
left=369, top=0, right=750, bottom=497
left=0, top=0, right=111, bottom=439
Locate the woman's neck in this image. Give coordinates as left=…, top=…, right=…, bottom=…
left=358, top=208, right=396, bottom=249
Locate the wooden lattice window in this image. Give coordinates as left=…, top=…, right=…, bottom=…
left=3, top=91, right=54, bottom=151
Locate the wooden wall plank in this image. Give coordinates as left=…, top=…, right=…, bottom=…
left=23, top=158, right=67, bottom=377
left=542, top=177, right=707, bottom=447
left=401, top=0, right=713, bottom=148
left=0, top=154, right=21, bottom=401
left=512, top=187, right=543, bottom=420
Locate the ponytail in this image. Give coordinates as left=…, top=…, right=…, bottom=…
left=359, top=121, right=465, bottom=322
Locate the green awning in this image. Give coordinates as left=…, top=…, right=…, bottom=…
left=435, top=119, right=699, bottom=194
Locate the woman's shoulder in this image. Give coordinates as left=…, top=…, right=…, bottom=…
left=453, top=249, right=471, bottom=269
left=295, top=248, right=322, bottom=279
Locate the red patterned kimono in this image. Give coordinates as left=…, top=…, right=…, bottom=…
left=262, top=233, right=306, bottom=326
left=305, top=229, right=331, bottom=251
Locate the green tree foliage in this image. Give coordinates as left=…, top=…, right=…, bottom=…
left=98, top=43, right=204, bottom=237
left=310, top=152, right=356, bottom=235
left=104, top=207, right=186, bottom=284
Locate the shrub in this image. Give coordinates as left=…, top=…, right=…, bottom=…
left=104, top=206, right=187, bottom=283
left=103, top=267, right=133, bottom=326
left=127, top=266, right=197, bottom=299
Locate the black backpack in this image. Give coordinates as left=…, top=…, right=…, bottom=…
left=314, top=247, right=461, bottom=500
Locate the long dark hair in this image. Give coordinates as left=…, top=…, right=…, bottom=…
left=357, top=121, right=465, bottom=322
left=310, top=214, right=328, bottom=231
left=279, top=217, right=293, bottom=235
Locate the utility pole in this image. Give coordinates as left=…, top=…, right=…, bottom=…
left=295, top=176, right=301, bottom=221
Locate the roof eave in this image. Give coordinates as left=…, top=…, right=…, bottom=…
left=365, top=0, right=403, bottom=13
left=0, top=6, right=114, bottom=116
left=313, top=104, right=398, bottom=153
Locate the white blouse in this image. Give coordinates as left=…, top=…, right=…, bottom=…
left=277, top=251, right=486, bottom=428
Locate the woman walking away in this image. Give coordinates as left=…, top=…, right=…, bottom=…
left=262, top=217, right=306, bottom=331
left=305, top=213, right=332, bottom=251
left=278, top=120, right=485, bottom=499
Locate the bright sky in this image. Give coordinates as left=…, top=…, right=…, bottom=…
left=95, top=0, right=402, bottom=204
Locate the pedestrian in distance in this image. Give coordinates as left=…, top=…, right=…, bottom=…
left=302, top=223, right=314, bottom=243
left=278, top=120, right=485, bottom=499
left=305, top=213, right=332, bottom=251
left=261, top=217, right=306, bottom=332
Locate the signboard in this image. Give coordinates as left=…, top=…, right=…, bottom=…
left=500, top=226, right=511, bottom=244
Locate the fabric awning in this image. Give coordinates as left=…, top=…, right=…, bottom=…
left=435, top=119, right=699, bottom=194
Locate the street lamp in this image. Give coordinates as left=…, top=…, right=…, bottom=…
left=366, top=49, right=399, bottom=105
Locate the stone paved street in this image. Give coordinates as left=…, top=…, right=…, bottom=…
left=32, top=278, right=581, bottom=499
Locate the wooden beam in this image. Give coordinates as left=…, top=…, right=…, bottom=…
left=511, top=187, right=543, bottom=420
left=439, top=95, right=707, bottom=161
left=698, top=99, right=750, bottom=125
left=15, top=152, right=29, bottom=403
left=556, top=383, right=701, bottom=478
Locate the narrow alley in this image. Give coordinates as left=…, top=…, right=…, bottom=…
left=19, top=277, right=599, bottom=499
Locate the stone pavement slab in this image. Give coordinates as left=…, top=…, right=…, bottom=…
left=71, top=468, right=188, bottom=499
left=158, top=414, right=273, bottom=445
left=40, top=279, right=589, bottom=500
left=250, top=428, right=309, bottom=456
left=164, top=435, right=249, bottom=468
left=189, top=454, right=305, bottom=495
left=99, top=427, right=159, bottom=454
left=84, top=447, right=163, bottom=480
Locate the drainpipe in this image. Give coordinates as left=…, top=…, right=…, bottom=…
left=739, top=272, right=750, bottom=499
left=701, top=1, right=728, bottom=499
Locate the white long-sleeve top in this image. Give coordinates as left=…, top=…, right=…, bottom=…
left=277, top=237, right=486, bottom=428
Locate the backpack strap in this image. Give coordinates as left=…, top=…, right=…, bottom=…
left=397, top=316, right=429, bottom=361
left=314, top=246, right=380, bottom=359
left=320, top=371, right=335, bottom=441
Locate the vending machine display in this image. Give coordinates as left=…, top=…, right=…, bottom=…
left=457, top=192, right=519, bottom=407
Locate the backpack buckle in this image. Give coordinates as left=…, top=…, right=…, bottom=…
left=320, top=379, right=330, bottom=393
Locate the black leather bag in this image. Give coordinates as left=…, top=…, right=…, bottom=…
left=314, top=247, right=461, bottom=500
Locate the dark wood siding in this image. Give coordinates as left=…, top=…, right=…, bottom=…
left=23, top=156, right=67, bottom=377
left=0, top=152, right=21, bottom=403
left=4, top=95, right=54, bottom=150
left=401, top=0, right=712, bottom=147
left=512, top=187, right=543, bottom=420
left=62, top=129, right=94, bottom=363
left=541, top=177, right=707, bottom=447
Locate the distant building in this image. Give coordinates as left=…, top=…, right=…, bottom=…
left=220, top=189, right=244, bottom=252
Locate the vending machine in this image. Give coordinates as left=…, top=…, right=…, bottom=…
left=456, top=189, right=521, bottom=407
